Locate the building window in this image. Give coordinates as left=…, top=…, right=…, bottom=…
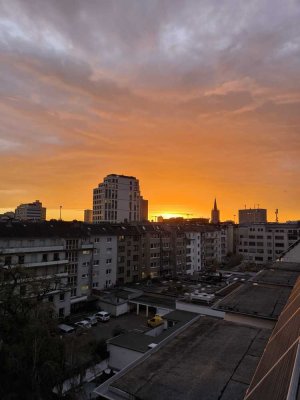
left=18, top=255, right=25, bottom=264
left=54, top=253, right=60, bottom=261
left=107, top=237, right=112, bottom=242
left=106, top=259, right=112, bottom=264
left=60, top=293, right=65, bottom=301
left=4, top=256, right=12, bottom=265
left=58, top=308, right=64, bottom=318
left=42, top=254, right=48, bottom=262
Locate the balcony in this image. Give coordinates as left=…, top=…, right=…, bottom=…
left=1, top=245, right=64, bottom=255
left=23, top=259, right=69, bottom=268
left=81, top=244, right=94, bottom=249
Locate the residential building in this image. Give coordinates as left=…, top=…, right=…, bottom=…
left=15, top=200, right=46, bottom=221
left=0, top=225, right=71, bottom=317
left=84, top=209, right=93, bottom=223
left=239, top=208, right=267, bottom=224
left=90, top=226, right=118, bottom=290
left=115, top=225, right=141, bottom=285
left=185, top=229, right=205, bottom=274
left=93, top=174, right=147, bottom=223
left=0, top=221, right=95, bottom=316
left=236, top=222, right=300, bottom=264
left=138, top=224, right=172, bottom=279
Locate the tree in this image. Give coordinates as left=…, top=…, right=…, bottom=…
left=0, top=265, right=67, bottom=400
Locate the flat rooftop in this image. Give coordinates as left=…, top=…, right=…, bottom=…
left=107, top=317, right=270, bottom=400
left=108, top=310, right=198, bottom=353
left=129, top=293, right=176, bottom=309
left=251, top=268, right=299, bottom=287
left=269, top=261, right=300, bottom=272
left=213, top=283, right=291, bottom=320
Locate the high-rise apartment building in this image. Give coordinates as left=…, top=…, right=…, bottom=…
left=15, top=200, right=46, bottom=221
left=93, top=174, right=147, bottom=223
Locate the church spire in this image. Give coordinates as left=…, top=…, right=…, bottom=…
left=214, top=198, right=218, bottom=211
left=211, top=198, right=220, bottom=224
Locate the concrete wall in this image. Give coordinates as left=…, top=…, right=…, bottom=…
left=107, top=344, right=144, bottom=371
left=224, top=312, right=275, bottom=329
left=145, top=324, right=165, bottom=337
left=176, top=300, right=225, bottom=318
left=98, top=301, right=129, bottom=317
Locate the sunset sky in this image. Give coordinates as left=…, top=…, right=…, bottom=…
left=0, top=1, right=299, bottom=222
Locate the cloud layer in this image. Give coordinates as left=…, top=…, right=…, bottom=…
left=0, top=0, right=300, bottom=220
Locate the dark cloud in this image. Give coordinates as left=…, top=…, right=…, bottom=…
left=0, top=1, right=299, bottom=218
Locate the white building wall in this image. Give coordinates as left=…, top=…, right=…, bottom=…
left=237, top=223, right=300, bottom=265
left=92, top=235, right=117, bottom=290
left=93, top=175, right=142, bottom=223
left=107, top=344, right=144, bottom=371
left=185, top=231, right=204, bottom=274
left=176, top=300, right=225, bottom=318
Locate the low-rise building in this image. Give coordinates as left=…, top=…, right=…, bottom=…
left=15, top=200, right=46, bottom=221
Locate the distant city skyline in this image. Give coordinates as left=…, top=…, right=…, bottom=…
left=0, top=1, right=300, bottom=222
left=0, top=196, right=295, bottom=223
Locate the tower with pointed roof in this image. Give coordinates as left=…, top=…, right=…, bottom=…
left=211, top=198, right=220, bottom=224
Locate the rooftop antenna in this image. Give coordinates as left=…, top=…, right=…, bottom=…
left=59, top=205, right=62, bottom=221
left=275, top=208, right=279, bottom=223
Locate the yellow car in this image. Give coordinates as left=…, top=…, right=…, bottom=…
left=147, top=315, right=163, bottom=328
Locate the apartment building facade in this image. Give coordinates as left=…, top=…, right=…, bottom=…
left=0, top=220, right=238, bottom=318
left=0, top=227, right=71, bottom=317
left=93, top=174, right=147, bottom=223
left=237, top=222, right=300, bottom=264
left=0, top=222, right=95, bottom=317
left=90, top=226, right=118, bottom=290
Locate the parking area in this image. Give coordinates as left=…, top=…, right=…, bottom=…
left=90, top=311, right=152, bottom=341
left=62, top=311, right=153, bottom=366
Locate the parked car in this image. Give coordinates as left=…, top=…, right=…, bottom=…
left=147, top=315, right=164, bottom=328
left=74, top=320, right=92, bottom=329
left=86, top=315, right=98, bottom=326
left=57, top=324, right=75, bottom=335
left=95, top=311, right=110, bottom=322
